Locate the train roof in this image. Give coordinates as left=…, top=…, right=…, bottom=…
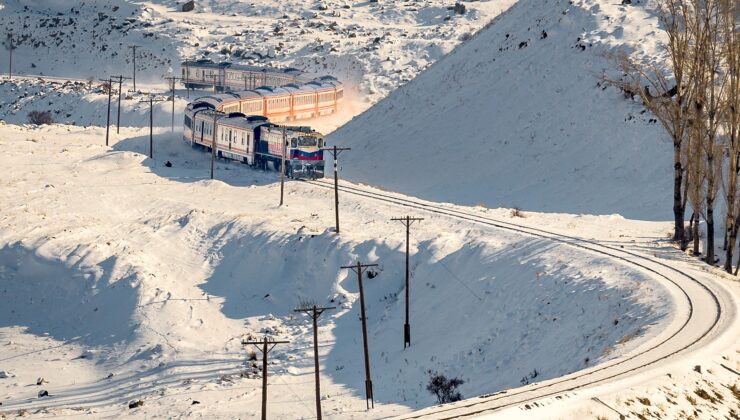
left=218, top=114, right=270, bottom=130
left=182, top=59, right=232, bottom=68
left=232, top=90, right=263, bottom=100
left=227, top=64, right=269, bottom=73
left=306, top=79, right=341, bottom=90
left=188, top=93, right=242, bottom=109
left=254, top=86, right=292, bottom=96
left=182, top=60, right=310, bottom=77
left=282, top=83, right=321, bottom=93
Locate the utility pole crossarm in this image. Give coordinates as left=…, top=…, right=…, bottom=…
left=340, top=263, right=378, bottom=271
left=243, top=339, right=291, bottom=347
left=293, top=306, right=337, bottom=315
left=391, top=216, right=424, bottom=349
left=390, top=217, right=426, bottom=223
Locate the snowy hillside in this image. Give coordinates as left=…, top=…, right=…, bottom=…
left=0, top=0, right=517, bottom=105
left=0, top=124, right=674, bottom=417
left=0, top=0, right=736, bottom=418
left=330, top=0, right=672, bottom=220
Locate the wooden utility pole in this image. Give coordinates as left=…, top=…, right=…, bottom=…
left=321, top=145, right=351, bottom=233
left=280, top=126, right=288, bottom=206
left=110, top=75, right=131, bottom=134
left=341, top=261, right=379, bottom=409
left=100, top=78, right=113, bottom=146
left=183, top=62, right=190, bottom=98
left=211, top=110, right=225, bottom=179
left=128, top=45, right=140, bottom=91
left=294, top=305, right=335, bottom=420
left=243, top=336, right=289, bottom=420
left=206, top=73, right=219, bottom=92
left=6, top=32, right=13, bottom=80
left=391, top=216, right=424, bottom=348
left=163, top=76, right=182, bottom=132
left=141, top=95, right=166, bottom=159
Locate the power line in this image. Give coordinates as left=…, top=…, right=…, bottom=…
left=410, top=231, right=484, bottom=302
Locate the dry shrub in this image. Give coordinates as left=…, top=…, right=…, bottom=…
left=27, top=110, right=54, bottom=125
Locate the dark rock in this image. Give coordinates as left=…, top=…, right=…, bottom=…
left=182, top=1, right=195, bottom=12
left=38, top=390, right=49, bottom=398
left=129, top=400, right=144, bottom=409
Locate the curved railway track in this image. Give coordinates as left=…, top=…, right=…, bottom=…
left=301, top=178, right=734, bottom=419
left=0, top=173, right=732, bottom=418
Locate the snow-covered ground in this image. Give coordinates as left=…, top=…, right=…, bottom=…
left=0, top=124, right=679, bottom=418
left=0, top=0, right=738, bottom=418
left=330, top=0, right=673, bottom=220
left=0, top=0, right=518, bottom=105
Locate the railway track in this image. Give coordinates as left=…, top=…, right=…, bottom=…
left=301, top=178, right=735, bottom=419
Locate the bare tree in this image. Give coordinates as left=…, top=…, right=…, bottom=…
left=685, top=120, right=704, bottom=256
left=720, top=0, right=740, bottom=272
left=691, top=0, right=730, bottom=265
left=609, top=0, right=699, bottom=244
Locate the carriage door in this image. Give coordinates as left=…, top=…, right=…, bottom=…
left=228, top=129, right=232, bottom=150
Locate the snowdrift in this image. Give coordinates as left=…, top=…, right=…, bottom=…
left=329, top=0, right=672, bottom=220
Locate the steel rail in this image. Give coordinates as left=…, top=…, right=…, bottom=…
left=300, top=178, right=723, bottom=419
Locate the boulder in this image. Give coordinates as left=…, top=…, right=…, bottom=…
left=182, top=1, right=195, bottom=12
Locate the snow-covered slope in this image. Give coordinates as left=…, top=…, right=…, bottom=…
left=0, top=124, right=673, bottom=417
left=0, top=0, right=517, bottom=104
left=330, top=0, right=671, bottom=220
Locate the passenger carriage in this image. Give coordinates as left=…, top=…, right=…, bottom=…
left=183, top=103, right=325, bottom=178
left=181, top=60, right=344, bottom=122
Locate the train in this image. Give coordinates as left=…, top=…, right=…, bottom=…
left=181, top=59, right=344, bottom=122
left=183, top=101, right=325, bottom=179
left=182, top=59, right=313, bottom=91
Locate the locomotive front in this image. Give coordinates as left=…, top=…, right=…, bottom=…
left=288, top=130, right=325, bottom=179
